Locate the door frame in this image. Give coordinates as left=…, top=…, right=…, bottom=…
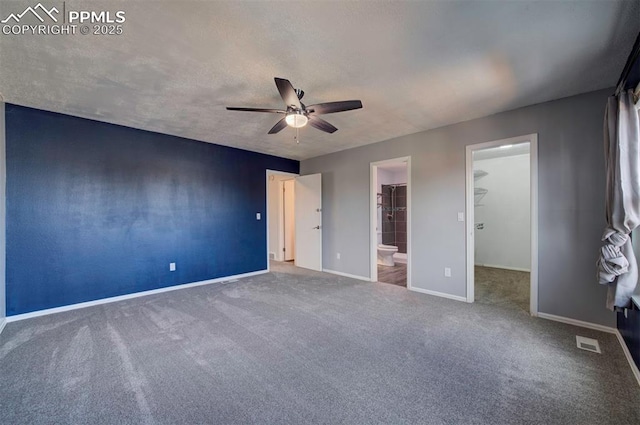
left=370, top=156, right=412, bottom=288
left=266, top=170, right=299, bottom=272
left=281, top=179, right=296, bottom=262
left=465, top=134, right=538, bottom=315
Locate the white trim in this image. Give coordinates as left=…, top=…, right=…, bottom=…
left=6, top=269, right=268, bottom=323
left=537, top=312, right=616, bottom=334
left=266, top=170, right=299, bottom=271
left=466, top=134, right=539, bottom=316
left=370, top=156, right=412, bottom=289
left=530, top=138, right=539, bottom=316
left=615, top=330, right=640, bottom=387
left=323, top=268, right=371, bottom=282
left=475, top=264, right=531, bottom=272
left=279, top=180, right=285, bottom=261
left=409, top=286, right=468, bottom=303
left=0, top=317, right=6, bottom=336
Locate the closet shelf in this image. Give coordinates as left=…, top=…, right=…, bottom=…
left=474, top=187, right=488, bottom=206
left=474, top=170, right=488, bottom=180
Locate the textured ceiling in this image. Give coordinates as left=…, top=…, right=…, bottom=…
left=0, top=1, right=638, bottom=160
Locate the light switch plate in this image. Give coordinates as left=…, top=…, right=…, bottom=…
left=444, top=267, right=451, bottom=277
left=256, top=212, right=261, bottom=220
left=169, top=262, right=176, bottom=272
left=457, top=212, right=464, bottom=222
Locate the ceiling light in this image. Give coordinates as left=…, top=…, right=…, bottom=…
left=499, top=144, right=513, bottom=149
left=285, top=113, right=308, bottom=128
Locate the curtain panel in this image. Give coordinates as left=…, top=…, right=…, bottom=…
left=597, top=90, right=640, bottom=309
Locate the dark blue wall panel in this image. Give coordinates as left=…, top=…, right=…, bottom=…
left=618, top=307, right=640, bottom=371
left=5, top=104, right=298, bottom=315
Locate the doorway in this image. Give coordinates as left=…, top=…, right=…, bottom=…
left=266, top=171, right=298, bottom=268
left=370, top=157, right=411, bottom=288
left=266, top=171, right=323, bottom=272
left=465, top=134, right=538, bottom=315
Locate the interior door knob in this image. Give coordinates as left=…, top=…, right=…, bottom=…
left=313, top=225, right=320, bottom=229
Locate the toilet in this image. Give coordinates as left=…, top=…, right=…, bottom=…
left=377, top=244, right=399, bottom=266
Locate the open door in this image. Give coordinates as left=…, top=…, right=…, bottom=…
left=295, top=174, right=322, bottom=271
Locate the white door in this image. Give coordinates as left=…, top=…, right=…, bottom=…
left=295, top=173, right=322, bottom=271
left=283, top=179, right=295, bottom=261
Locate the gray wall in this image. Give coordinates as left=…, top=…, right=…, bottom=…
left=0, top=98, right=5, bottom=322
left=302, top=88, right=613, bottom=327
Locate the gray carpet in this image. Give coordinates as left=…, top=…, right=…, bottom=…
left=475, top=266, right=530, bottom=313
left=0, top=261, right=638, bottom=424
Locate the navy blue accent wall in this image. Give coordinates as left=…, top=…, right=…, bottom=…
left=5, top=104, right=299, bottom=315
left=618, top=308, right=640, bottom=370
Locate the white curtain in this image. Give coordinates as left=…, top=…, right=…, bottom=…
left=597, top=90, right=640, bottom=309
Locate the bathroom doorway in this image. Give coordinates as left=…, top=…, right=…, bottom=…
left=370, top=157, right=411, bottom=288
left=465, top=135, right=538, bottom=315
left=266, top=171, right=298, bottom=266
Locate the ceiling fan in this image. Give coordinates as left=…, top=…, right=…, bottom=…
left=226, top=78, right=363, bottom=134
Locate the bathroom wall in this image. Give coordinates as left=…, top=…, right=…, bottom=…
left=377, top=167, right=407, bottom=250
left=380, top=184, right=407, bottom=253
left=5, top=104, right=299, bottom=315
left=376, top=168, right=391, bottom=241
left=474, top=153, right=530, bottom=270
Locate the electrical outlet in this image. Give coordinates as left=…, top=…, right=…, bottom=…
left=170, top=262, right=176, bottom=272
left=256, top=212, right=261, bottom=220
left=444, top=267, right=451, bottom=277
left=337, top=253, right=341, bottom=260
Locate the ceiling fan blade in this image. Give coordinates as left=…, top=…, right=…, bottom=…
left=307, top=100, right=362, bottom=115
left=308, top=116, right=338, bottom=134
left=268, top=117, right=288, bottom=134
left=274, top=78, right=301, bottom=109
left=226, top=107, right=286, bottom=113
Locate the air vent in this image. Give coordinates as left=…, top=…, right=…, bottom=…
left=576, top=336, right=601, bottom=354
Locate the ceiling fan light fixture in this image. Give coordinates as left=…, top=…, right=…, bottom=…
left=285, top=113, right=308, bottom=128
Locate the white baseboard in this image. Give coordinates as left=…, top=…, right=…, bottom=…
left=476, top=263, right=531, bottom=272
left=409, top=286, right=467, bottom=303
left=615, top=330, right=640, bottom=387
left=323, top=269, right=371, bottom=282
left=0, top=317, right=6, bottom=336
left=6, top=269, right=269, bottom=323
left=537, top=312, right=616, bottom=333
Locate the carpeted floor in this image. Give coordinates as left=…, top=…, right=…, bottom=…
left=0, top=261, right=638, bottom=424
left=475, top=266, right=530, bottom=313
